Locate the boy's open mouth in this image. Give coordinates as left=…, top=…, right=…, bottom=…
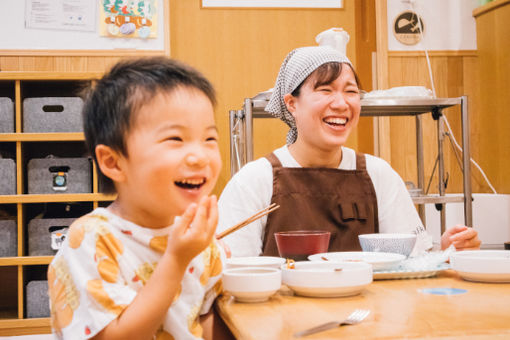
left=175, top=178, right=206, bottom=190
left=323, top=117, right=348, bottom=127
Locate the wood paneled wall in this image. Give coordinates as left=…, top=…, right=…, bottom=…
left=385, top=52, right=493, bottom=194
left=473, top=0, right=510, bottom=194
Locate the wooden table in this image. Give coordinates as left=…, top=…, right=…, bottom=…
left=216, top=271, right=510, bottom=339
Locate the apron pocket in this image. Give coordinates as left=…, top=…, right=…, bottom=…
left=354, top=202, right=367, bottom=221
left=339, top=203, right=355, bottom=221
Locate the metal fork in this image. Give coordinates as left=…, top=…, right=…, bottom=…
left=294, top=309, right=370, bottom=337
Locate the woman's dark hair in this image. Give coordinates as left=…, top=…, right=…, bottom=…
left=291, top=62, right=362, bottom=97
left=82, top=56, right=216, bottom=193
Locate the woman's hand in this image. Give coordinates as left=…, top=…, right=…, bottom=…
left=441, top=224, right=481, bottom=251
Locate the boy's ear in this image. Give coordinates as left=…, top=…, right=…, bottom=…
left=95, top=144, right=126, bottom=183
left=283, top=93, right=297, bottom=118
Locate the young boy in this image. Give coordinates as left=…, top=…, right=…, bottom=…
left=47, top=57, right=227, bottom=339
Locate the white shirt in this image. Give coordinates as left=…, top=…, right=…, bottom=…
left=217, top=145, right=431, bottom=257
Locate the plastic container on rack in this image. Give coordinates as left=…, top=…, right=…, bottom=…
left=28, top=218, right=74, bottom=256
left=27, top=156, right=92, bottom=194
left=26, top=280, right=50, bottom=318
left=0, top=220, right=17, bottom=257
left=0, top=158, right=16, bottom=195
left=23, top=97, right=84, bottom=132
left=0, top=98, right=14, bottom=133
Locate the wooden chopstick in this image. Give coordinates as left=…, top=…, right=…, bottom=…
left=217, top=203, right=280, bottom=239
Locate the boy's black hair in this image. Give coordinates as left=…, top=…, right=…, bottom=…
left=82, top=57, right=216, bottom=194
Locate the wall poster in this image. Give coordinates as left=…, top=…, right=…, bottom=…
left=100, top=0, right=158, bottom=39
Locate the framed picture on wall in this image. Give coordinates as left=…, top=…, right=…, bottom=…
left=202, top=0, right=343, bottom=8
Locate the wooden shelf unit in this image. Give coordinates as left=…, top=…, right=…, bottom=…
left=0, top=72, right=112, bottom=336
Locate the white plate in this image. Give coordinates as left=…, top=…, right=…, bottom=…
left=373, top=263, right=450, bottom=280
left=282, top=261, right=372, bottom=298
left=286, top=284, right=368, bottom=298
left=308, top=251, right=405, bottom=271
left=450, top=250, right=510, bottom=283
left=226, top=256, right=285, bottom=269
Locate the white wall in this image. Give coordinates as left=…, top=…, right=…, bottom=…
left=425, top=194, right=510, bottom=249
left=387, top=0, right=478, bottom=51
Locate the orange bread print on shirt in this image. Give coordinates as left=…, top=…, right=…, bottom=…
left=86, top=279, right=126, bottom=315
left=149, top=235, right=167, bottom=253
left=200, top=242, right=223, bottom=285
left=48, top=258, right=80, bottom=334
left=188, top=304, right=203, bottom=338
left=155, top=329, right=175, bottom=340
left=95, top=225, right=124, bottom=283
left=68, top=215, right=109, bottom=249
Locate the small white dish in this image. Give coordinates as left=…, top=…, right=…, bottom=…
left=450, top=250, right=510, bottom=283
left=222, top=267, right=282, bottom=303
left=226, top=256, right=285, bottom=269
left=373, top=263, right=450, bottom=280
left=281, top=261, right=372, bottom=298
left=308, top=251, right=405, bottom=271
left=359, top=233, right=417, bottom=257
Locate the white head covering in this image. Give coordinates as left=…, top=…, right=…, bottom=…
left=265, top=46, right=352, bottom=144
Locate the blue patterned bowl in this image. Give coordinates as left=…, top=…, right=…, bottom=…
left=358, top=233, right=417, bottom=257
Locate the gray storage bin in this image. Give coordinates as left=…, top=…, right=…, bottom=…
left=0, top=220, right=17, bottom=257
left=23, top=97, right=83, bottom=132
left=26, top=280, right=50, bottom=318
left=0, top=97, right=14, bottom=133
left=27, top=157, right=91, bottom=194
left=28, top=218, right=74, bottom=256
left=0, top=158, right=16, bottom=195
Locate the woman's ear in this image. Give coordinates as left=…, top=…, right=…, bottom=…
left=95, top=144, right=126, bottom=184
left=283, top=93, right=297, bottom=118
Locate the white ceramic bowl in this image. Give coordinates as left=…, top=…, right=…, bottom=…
left=222, top=267, right=282, bottom=303
left=226, top=256, right=286, bottom=269
left=358, top=233, right=417, bottom=257
left=450, top=250, right=510, bottom=283
left=308, top=251, right=405, bottom=271
left=281, top=261, right=372, bottom=298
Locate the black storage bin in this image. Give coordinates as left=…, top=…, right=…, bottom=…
left=0, top=158, right=16, bottom=195
left=0, top=220, right=17, bottom=257
left=28, top=218, right=74, bottom=256
left=27, top=157, right=92, bottom=194
left=0, top=97, right=14, bottom=133
left=23, top=97, right=83, bottom=132
left=26, top=280, right=50, bottom=318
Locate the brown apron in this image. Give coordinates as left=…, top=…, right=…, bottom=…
left=262, top=152, right=379, bottom=256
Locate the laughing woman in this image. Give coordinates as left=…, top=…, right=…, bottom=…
left=217, top=46, right=480, bottom=257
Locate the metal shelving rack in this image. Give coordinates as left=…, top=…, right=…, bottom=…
left=229, top=93, right=472, bottom=233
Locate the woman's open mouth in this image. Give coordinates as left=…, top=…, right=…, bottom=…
left=323, top=116, right=348, bottom=127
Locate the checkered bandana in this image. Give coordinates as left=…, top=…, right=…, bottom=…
left=265, top=46, right=351, bottom=144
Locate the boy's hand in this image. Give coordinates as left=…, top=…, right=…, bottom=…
left=441, top=224, right=481, bottom=251
left=166, top=195, right=218, bottom=267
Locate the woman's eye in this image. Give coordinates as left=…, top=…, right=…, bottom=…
left=317, top=87, right=331, bottom=93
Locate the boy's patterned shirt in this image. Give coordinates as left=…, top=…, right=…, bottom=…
left=48, top=208, right=225, bottom=340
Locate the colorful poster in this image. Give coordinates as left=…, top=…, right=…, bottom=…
left=100, top=0, right=157, bottom=39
